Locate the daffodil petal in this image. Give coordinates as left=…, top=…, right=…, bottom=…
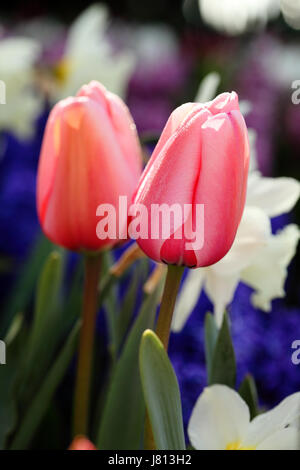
left=56, top=5, right=134, bottom=100
left=256, top=428, right=300, bottom=450
left=204, top=270, right=240, bottom=327
left=245, top=392, right=300, bottom=448
left=0, top=38, right=42, bottom=137
left=212, top=206, right=271, bottom=276
left=195, top=71, right=221, bottom=103
left=246, top=172, right=300, bottom=218
left=241, top=224, right=300, bottom=311
left=172, top=269, right=205, bottom=332
left=188, top=385, right=250, bottom=450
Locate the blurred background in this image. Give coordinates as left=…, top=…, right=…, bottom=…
left=1, top=0, right=300, bottom=449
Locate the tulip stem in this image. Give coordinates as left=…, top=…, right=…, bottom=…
left=144, top=264, right=184, bottom=450
left=73, top=253, right=102, bottom=438
left=155, top=264, right=184, bottom=350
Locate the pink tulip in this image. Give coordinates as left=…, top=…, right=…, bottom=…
left=69, top=436, right=96, bottom=450
left=133, top=92, right=249, bottom=268
left=37, top=81, right=142, bottom=251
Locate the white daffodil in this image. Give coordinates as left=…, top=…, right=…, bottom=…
left=280, top=0, right=300, bottom=29
left=54, top=4, right=135, bottom=101
left=173, top=169, right=300, bottom=329
left=198, top=0, right=280, bottom=36
left=198, top=0, right=300, bottom=34
left=194, top=72, right=221, bottom=104
left=188, top=385, right=300, bottom=450
left=0, top=37, right=42, bottom=138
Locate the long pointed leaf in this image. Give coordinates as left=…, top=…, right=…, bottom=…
left=139, top=330, right=185, bottom=450
left=209, top=313, right=236, bottom=388
left=0, top=314, right=25, bottom=448
left=10, top=321, right=80, bottom=450
left=19, top=251, right=65, bottom=402
left=239, top=374, right=259, bottom=419
left=204, top=312, right=219, bottom=382
left=1, top=235, right=52, bottom=336
left=97, top=280, right=163, bottom=450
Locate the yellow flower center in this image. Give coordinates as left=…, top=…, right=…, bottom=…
left=54, top=60, right=71, bottom=83
left=226, top=441, right=256, bottom=450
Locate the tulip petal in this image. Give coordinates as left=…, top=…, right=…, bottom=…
left=135, top=107, right=211, bottom=264
left=37, top=100, right=65, bottom=223
left=134, top=92, right=249, bottom=268
left=38, top=94, right=141, bottom=251
left=135, top=102, right=198, bottom=199
left=106, top=91, right=142, bottom=181
left=206, top=91, right=240, bottom=115
left=192, top=109, right=249, bottom=266
left=78, top=81, right=142, bottom=182
left=188, top=385, right=250, bottom=450
left=246, top=172, right=300, bottom=218
left=69, top=436, right=97, bottom=450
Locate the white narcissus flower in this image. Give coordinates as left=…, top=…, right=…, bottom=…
left=242, top=223, right=300, bottom=310
left=54, top=4, right=135, bottom=101
left=172, top=168, right=300, bottom=329
left=198, top=0, right=280, bottom=36
left=0, top=37, right=42, bottom=138
left=198, top=0, right=300, bottom=34
left=188, top=385, right=300, bottom=450
left=280, top=0, right=300, bottom=29
left=194, top=72, right=221, bottom=104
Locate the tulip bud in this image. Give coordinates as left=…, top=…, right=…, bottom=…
left=69, top=436, right=96, bottom=450
left=133, top=92, right=249, bottom=268
left=37, top=81, right=142, bottom=251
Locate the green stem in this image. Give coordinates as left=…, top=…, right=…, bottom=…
left=73, top=253, right=102, bottom=437
left=155, top=264, right=184, bottom=350
left=144, top=264, right=184, bottom=449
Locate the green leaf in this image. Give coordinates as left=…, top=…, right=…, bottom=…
left=239, top=374, right=259, bottom=419
left=103, top=289, right=119, bottom=362
left=96, top=279, right=163, bottom=450
left=10, top=320, right=80, bottom=450
left=19, top=250, right=65, bottom=402
left=204, top=312, right=219, bottom=381
left=100, top=251, right=120, bottom=360
left=115, top=261, right=148, bottom=354
left=0, top=235, right=52, bottom=337
left=139, top=330, right=185, bottom=451
left=4, top=313, right=24, bottom=347
left=60, top=258, right=83, bottom=334
left=0, top=357, right=18, bottom=449
left=209, top=313, right=236, bottom=388
left=31, top=250, right=64, bottom=344
left=98, top=250, right=117, bottom=307
left=101, top=253, right=150, bottom=361
left=0, top=314, right=25, bottom=449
